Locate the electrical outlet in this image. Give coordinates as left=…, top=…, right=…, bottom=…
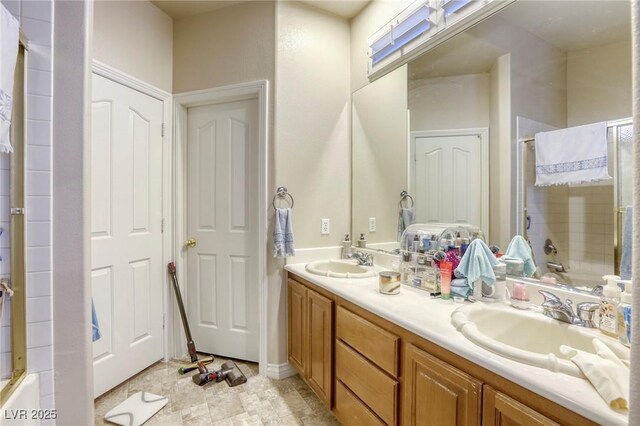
left=368, top=217, right=376, bottom=232
left=321, top=218, right=330, bottom=235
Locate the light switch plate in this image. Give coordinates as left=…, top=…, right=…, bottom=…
left=321, top=218, right=330, bottom=235
left=369, top=217, right=376, bottom=232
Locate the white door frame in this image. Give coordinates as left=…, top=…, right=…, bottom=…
left=409, top=128, right=490, bottom=235
left=91, top=60, right=173, bottom=362
left=172, top=81, right=269, bottom=376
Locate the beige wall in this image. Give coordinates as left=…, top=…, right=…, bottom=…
left=272, top=1, right=351, bottom=363
left=567, top=40, right=632, bottom=126
left=275, top=1, right=351, bottom=249
left=172, top=1, right=275, bottom=93
left=350, top=0, right=413, bottom=92
left=489, top=54, right=511, bottom=249
left=93, top=0, right=173, bottom=92
left=409, top=73, right=490, bottom=131
left=352, top=66, right=408, bottom=244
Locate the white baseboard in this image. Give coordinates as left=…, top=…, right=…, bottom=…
left=266, top=362, right=297, bottom=379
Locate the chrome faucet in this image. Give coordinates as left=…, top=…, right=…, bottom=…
left=538, top=290, right=599, bottom=327
left=347, top=251, right=374, bottom=267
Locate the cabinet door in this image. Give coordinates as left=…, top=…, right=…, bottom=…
left=483, top=386, right=560, bottom=426
left=403, top=344, right=481, bottom=426
left=307, top=288, right=333, bottom=406
left=288, top=279, right=307, bottom=376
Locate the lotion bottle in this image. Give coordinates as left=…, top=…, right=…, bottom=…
left=341, top=234, right=352, bottom=259
left=617, top=280, right=632, bottom=347
left=599, top=278, right=621, bottom=338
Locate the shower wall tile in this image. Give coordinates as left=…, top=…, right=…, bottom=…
left=18, top=0, right=54, bottom=411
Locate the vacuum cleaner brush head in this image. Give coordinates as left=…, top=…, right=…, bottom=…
left=221, top=361, right=248, bottom=387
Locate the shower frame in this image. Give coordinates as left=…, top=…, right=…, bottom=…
left=519, top=118, right=632, bottom=278
left=1, top=34, right=28, bottom=408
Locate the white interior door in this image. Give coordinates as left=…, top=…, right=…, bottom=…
left=186, top=100, right=259, bottom=362
left=413, top=133, right=483, bottom=227
left=91, top=74, right=164, bottom=397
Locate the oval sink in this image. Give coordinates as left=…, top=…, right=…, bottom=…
left=305, top=260, right=376, bottom=279
left=451, top=303, right=630, bottom=378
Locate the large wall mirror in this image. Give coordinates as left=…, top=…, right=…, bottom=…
left=352, top=0, right=631, bottom=290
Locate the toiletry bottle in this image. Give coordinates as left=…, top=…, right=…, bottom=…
left=400, top=253, right=412, bottom=284
left=341, top=234, right=352, bottom=259
left=599, top=278, right=622, bottom=338
left=357, top=233, right=367, bottom=248
left=440, top=261, right=453, bottom=300
left=460, top=238, right=470, bottom=257
left=412, top=234, right=420, bottom=252
left=617, top=280, right=632, bottom=347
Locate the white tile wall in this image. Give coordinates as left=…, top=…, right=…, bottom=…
left=0, top=0, right=54, bottom=415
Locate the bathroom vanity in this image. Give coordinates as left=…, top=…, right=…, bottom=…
left=285, top=265, right=627, bottom=426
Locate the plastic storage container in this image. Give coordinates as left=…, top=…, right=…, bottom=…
left=399, top=223, right=485, bottom=294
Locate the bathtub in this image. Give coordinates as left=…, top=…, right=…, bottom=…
left=1, top=374, right=41, bottom=425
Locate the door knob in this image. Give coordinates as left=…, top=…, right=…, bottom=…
left=185, top=238, right=197, bottom=248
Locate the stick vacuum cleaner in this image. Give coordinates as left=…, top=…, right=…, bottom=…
left=167, top=262, right=247, bottom=387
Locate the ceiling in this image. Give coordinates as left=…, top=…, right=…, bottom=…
left=151, top=0, right=370, bottom=20
left=409, top=0, right=631, bottom=80
left=500, top=0, right=631, bottom=52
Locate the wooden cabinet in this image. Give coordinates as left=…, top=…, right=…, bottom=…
left=287, top=278, right=333, bottom=407
left=483, top=386, right=560, bottom=426
left=307, top=289, right=333, bottom=404
left=403, top=344, right=482, bottom=426
left=286, top=272, right=598, bottom=426
left=287, top=279, right=307, bottom=375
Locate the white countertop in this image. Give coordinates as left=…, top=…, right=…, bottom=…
left=285, top=263, right=628, bottom=426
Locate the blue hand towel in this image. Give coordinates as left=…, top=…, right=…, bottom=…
left=92, top=300, right=101, bottom=342
left=454, top=239, right=499, bottom=286
left=397, top=208, right=414, bottom=241
left=620, top=207, right=632, bottom=280
left=274, top=208, right=295, bottom=258
left=505, top=235, right=537, bottom=277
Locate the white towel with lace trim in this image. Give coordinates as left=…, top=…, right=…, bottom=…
left=0, top=4, right=19, bottom=154
left=535, top=122, right=611, bottom=186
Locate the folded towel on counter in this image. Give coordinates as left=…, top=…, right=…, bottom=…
left=560, top=339, right=630, bottom=410
left=273, top=208, right=295, bottom=258
left=620, top=207, right=632, bottom=280
left=397, top=208, right=414, bottom=241
left=454, top=239, right=499, bottom=286
left=92, top=300, right=102, bottom=342
left=0, top=4, right=19, bottom=154
left=451, top=278, right=471, bottom=300
left=535, top=122, right=610, bottom=186
left=504, top=235, right=537, bottom=277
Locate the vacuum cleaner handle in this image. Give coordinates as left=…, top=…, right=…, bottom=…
left=168, top=262, right=198, bottom=363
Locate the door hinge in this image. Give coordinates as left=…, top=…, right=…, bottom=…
left=161, top=218, right=165, bottom=233
left=11, top=207, right=25, bottom=215
left=162, top=123, right=166, bottom=137
left=162, top=313, right=166, bottom=329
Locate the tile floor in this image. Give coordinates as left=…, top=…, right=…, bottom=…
left=94, top=356, right=339, bottom=425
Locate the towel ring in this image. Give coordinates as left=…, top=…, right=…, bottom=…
left=399, top=191, right=414, bottom=209
left=273, top=186, right=294, bottom=209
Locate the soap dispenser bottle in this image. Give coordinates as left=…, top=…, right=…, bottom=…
left=341, top=234, right=352, bottom=259
left=599, top=278, right=622, bottom=338
left=617, top=280, right=632, bottom=347
left=357, top=233, right=367, bottom=248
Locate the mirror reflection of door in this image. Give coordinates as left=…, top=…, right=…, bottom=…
left=411, top=129, right=488, bottom=232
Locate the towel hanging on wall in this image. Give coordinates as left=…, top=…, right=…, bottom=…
left=0, top=4, right=19, bottom=154
left=534, top=122, right=611, bottom=186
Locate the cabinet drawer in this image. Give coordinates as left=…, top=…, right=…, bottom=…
left=336, top=340, right=398, bottom=425
left=335, top=379, right=385, bottom=426
left=336, top=305, right=399, bottom=377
